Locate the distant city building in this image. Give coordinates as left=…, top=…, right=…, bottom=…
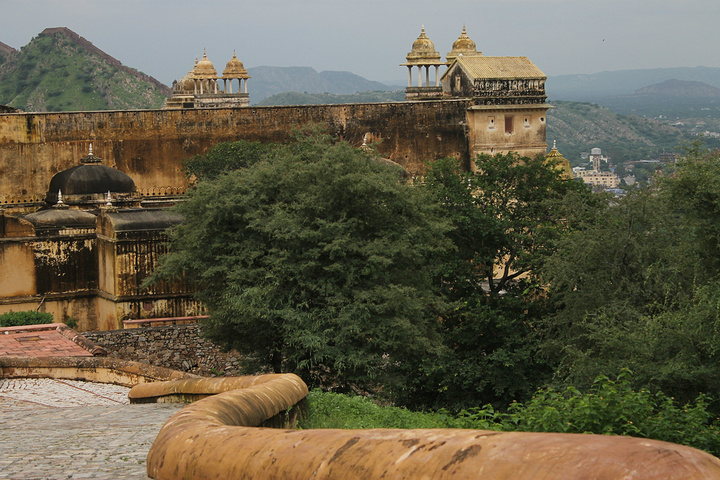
left=573, top=147, right=620, bottom=188
left=574, top=168, right=621, bottom=188
left=589, top=147, right=609, bottom=171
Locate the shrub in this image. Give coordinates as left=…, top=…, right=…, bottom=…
left=454, top=370, right=720, bottom=456
left=0, top=311, right=54, bottom=327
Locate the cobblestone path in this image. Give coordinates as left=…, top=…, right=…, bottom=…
left=0, top=379, right=185, bottom=479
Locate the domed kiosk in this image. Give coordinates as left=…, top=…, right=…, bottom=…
left=165, top=50, right=250, bottom=109
left=400, top=26, right=445, bottom=100
left=545, top=140, right=574, bottom=180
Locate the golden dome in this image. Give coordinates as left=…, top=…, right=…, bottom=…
left=546, top=140, right=573, bottom=180
left=223, top=51, right=249, bottom=78
left=404, top=26, right=442, bottom=64
left=446, top=25, right=481, bottom=64
left=193, top=49, right=217, bottom=79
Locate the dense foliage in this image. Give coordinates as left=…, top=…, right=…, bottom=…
left=401, top=153, right=600, bottom=410
left=540, top=144, right=720, bottom=408
left=182, top=140, right=278, bottom=183
left=154, top=133, right=450, bottom=395
left=0, top=311, right=53, bottom=327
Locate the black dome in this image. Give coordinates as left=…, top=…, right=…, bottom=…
left=47, top=163, right=135, bottom=203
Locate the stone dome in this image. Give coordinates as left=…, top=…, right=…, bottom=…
left=405, top=26, right=442, bottom=65
left=46, top=146, right=136, bottom=204
left=223, top=51, right=249, bottom=78
left=24, top=208, right=97, bottom=228
left=174, top=73, right=195, bottom=92
left=193, top=50, right=217, bottom=79
left=447, top=26, right=481, bottom=64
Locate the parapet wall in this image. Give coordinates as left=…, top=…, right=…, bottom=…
left=142, top=373, right=720, bottom=480
left=0, top=100, right=472, bottom=205
left=0, top=355, right=197, bottom=386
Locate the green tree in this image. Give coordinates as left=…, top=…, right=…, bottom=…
left=182, top=140, right=277, bottom=183
left=400, top=153, right=599, bottom=410
left=153, top=134, right=451, bottom=396
left=540, top=144, right=720, bottom=406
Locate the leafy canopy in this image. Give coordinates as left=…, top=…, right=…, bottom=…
left=540, top=143, right=720, bottom=407
left=399, top=153, right=600, bottom=410
left=154, top=133, right=451, bottom=395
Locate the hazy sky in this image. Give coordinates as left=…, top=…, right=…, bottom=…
left=3, top=0, right=719, bottom=86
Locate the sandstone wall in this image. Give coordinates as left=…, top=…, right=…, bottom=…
left=83, top=323, right=244, bottom=376
left=0, top=100, right=472, bottom=205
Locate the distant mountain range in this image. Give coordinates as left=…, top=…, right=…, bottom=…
left=0, top=28, right=169, bottom=111
left=546, top=66, right=720, bottom=101
left=633, top=79, right=720, bottom=97
left=246, top=66, right=401, bottom=105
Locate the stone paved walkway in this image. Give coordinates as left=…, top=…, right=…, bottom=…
left=0, top=379, right=185, bottom=479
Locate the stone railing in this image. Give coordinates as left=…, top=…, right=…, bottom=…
left=139, top=373, right=720, bottom=480
left=136, top=186, right=186, bottom=196
left=0, top=356, right=197, bottom=386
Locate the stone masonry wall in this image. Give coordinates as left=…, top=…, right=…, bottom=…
left=83, top=323, right=244, bottom=376
left=0, top=100, right=472, bottom=205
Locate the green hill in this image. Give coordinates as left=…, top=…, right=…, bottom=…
left=0, top=28, right=170, bottom=112
left=547, top=101, right=699, bottom=165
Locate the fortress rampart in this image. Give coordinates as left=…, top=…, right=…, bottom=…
left=0, top=100, right=474, bottom=206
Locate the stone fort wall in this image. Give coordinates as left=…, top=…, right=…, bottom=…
left=0, top=100, right=473, bottom=206
left=83, top=323, right=244, bottom=377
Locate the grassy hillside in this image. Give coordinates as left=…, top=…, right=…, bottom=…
left=547, top=101, right=695, bottom=165
left=0, top=28, right=170, bottom=112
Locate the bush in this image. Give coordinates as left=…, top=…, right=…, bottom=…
left=300, top=371, right=720, bottom=456
left=0, top=311, right=54, bottom=327
left=454, top=370, right=720, bottom=456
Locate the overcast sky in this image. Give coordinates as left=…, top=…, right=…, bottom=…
left=3, top=0, right=719, bottom=86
